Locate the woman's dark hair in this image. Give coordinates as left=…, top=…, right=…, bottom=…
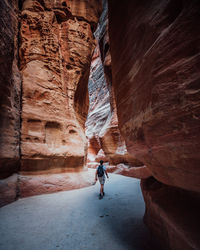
left=100, top=160, right=103, bottom=165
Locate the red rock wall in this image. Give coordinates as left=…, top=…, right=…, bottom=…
left=0, top=0, right=102, bottom=205
left=19, top=0, right=102, bottom=173
left=0, top=0, right=21, bottom=206
left=108, top=0, right=200, bottom=248
left=108, top=0, right=200, bottom=193
left=141, top=178, right=200, bottom=250
left=86, top=1, right=149, bottom=178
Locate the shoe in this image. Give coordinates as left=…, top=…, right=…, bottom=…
left=103, top=192, right=105, bottom=196
left=99, top=194, right=103, bottom=200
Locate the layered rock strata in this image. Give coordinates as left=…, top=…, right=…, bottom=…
left=0, top=0, right=102, bottom=206
left=0, top=0, right=21, bottom=206
left=19, top=0, right=102, bottom=173
left=108, top=0, right=200, bottom=248
left=108, top=0, right=200, bottom=192
left=86, top=1, right=146, bottom=177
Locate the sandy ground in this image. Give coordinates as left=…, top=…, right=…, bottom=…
left=0, top=169, right=160, bottom=250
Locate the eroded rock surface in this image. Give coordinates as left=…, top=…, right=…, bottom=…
left=108, top=0, right=200, bottom=248
left=0, top=0, right=21, bottom=204
left=108, top=0, right=200, bottom=192
left=19, top=170, right=94, bottom=198
left=86, top=1, right=146, bottom=177
left=20, top=0, right=102, bottom=173
left=0, top=0, right=21, bottom=178
left=0, top=174, right=18, bottom=207
left=141, top=178, right=200, bottom=250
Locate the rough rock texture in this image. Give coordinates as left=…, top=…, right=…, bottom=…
left=141, top=178, right=200, bottom=250
left=86, top=43, right=127, bottom=165
left=0, top=0, right=21, bottom=178
left=86, top=44, right=111, bottom=163
left=108, top=0, right=200, bottom=248
left=19, top=170, right=94, bottom=198
left=0, top=0, right=21, bottom=205
left=86, top=1, right=145, bottom=175
left=0, top=0, right=102, bottom=205
left=0, top=174, right=18, bottom=207
left=108, top=0, right=200, bottom=192
left=19, top=0, right=102, bottom=173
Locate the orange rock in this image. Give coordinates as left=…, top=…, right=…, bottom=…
left=108, top=0, right=200, bottom=193
left=19, top=0, right=102, bottom=173
left=19, top=170, right=95, bottom=198
left=108, top=0, right=200, bottom=248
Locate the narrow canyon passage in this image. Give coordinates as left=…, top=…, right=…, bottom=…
left=1, top=0, right=200, bottom=249
left=0, top=170, right=159, bottom=250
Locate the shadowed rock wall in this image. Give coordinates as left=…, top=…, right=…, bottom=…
left=108, top=0, right=200, bottom=192
left=0, top=0, right=21, bottom=206
left=108, top=0, right=200, bottom=249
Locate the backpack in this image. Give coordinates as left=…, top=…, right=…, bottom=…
left=97, top=165, right=104, bottom=177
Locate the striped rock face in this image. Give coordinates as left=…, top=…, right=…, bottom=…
left=86, top=1, right=146, bottom=176
left=108, top=0, right=200, bottom=193
left=108, top=0, right=200, bottom=249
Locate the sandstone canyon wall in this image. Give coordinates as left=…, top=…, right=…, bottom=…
left=86, top=1, right=149, bottom=178
left=108, top=0, right=200, bottom=249
left=19, top=0, right=102, bottom=174
left=86, top=1, right=121, bottom=167
left=0, top=0, right=102, bottom=203
left=0, top=0, right=21, bottom=206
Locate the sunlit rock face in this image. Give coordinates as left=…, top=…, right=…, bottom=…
left=108, top=0, right=200, bottom=248
left=86, top=1, right=124, bottom=166
left=0, top=0, right=102, bottom=205
left=86, top=1, right=148, bottom=178
left=86, top=44, right=111, bottom=162
left=0, top=0, right=21, bottom=206
left=19, top=0, right=102, bottom=173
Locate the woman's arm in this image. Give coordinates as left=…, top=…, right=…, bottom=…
left=105, top=170, right=109, bottom=178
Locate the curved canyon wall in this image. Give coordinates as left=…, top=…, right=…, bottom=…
left=86, top=1, right=149, bottom=178
left=108, top=0, right=200, bottom=249
left=108, top=0, right=200, bottom=192
left=1, top=1, right=200, bottom=248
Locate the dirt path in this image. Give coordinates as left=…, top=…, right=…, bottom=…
left=0, top=170, right=160, bottom=250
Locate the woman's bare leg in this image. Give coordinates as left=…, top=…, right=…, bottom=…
left=100, top=184, right=104, bottom=195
